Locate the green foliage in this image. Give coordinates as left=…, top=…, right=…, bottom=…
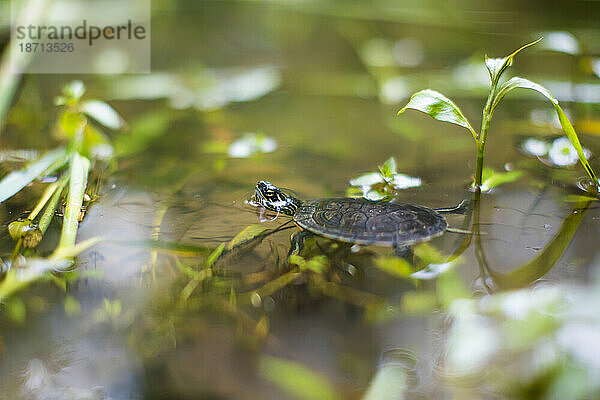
left=373, top=256, right=413, bottom=279
left=260, top=355, right=341, bottom=400
left=206, top=243, right=225, bottom=268
left=8, top=219, right=38, bottom=242
left=478, top=167, right=523, bottom=192
left=484, top=37, right=542, bottom=87
left=55, top=80, right=123, bottom=161
left=289, top=254, right=328, bottom=274
left=413, top=242, right=447, bottom=265
left=56, top=153, right=90, bottom=251
left=0, top=147, right=67, bottom=202
left=81, top=100, right=124, bottom=130
left=398, top=38, right=599, bottom=189
left=398, top=89, right=477, bottom=139
left=378, top=156, right=396, bottom=178
left=55, top=81, right=85, bottom=105
left=0, top=80, right=126, bottom=304
left=349, top=157, right=421, bottom=200
left=443, top=279, right=600, bottom=399
left=227, top=225, right=269, bottom=250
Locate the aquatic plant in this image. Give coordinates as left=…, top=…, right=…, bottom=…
left=0, top=80, right=123, bottom=301
left=398, top=38, right=599, bottom=191
left=347, top=157, right=422, bottom=200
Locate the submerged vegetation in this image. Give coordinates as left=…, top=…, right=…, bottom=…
left=1, top=1, right=600, bottom=398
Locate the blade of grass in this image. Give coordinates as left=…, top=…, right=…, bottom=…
left=29, top=175, right=66, bottom=220
left=51, top=236, right=103, bottom=260
left=38, top=176, right=68, bottom=234
left=113, top=239, right=214, bottom=257
left=553, top=104, right=599, bottom=185
left=494, top=77, right=599, bottom=185
left=56, top=153, right=90, bottom=253
left=0, top=147, right=67, bottom=202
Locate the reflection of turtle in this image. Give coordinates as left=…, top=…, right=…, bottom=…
left=249, top=181, right=465, bottom=255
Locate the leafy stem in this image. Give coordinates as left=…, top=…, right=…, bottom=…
left=475, top=79, right=497, bottom=187
left=398, top=38, right=599, bottom=191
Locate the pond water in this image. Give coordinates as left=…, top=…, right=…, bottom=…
left=1, top=1, right=600, bottom=399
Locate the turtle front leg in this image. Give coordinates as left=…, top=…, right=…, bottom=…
left=393, top=232, right=414, bottom=263
left=394, top=245, right=414, bottom=264
left=289, top=230, right=314, bottom=256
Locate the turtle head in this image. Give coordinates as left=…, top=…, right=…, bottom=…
left=250, top=180, right=301, bottom=216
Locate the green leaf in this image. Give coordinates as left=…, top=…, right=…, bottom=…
left=206, top=243, right=225, bottom=268
left=478, top=168, right=524, bottom=192
left=227, top=225, right=268, bottom=250
left=373, top=256, right=413, bottom=279
left=302, top=256, right=328, bottom=274
left=38, top=176, right=68, bottom=235
left=260, top=355, right=340, bottom=400
left=51, top=237, right=103, bottom=260
left=493, top=77, right=599, bottom=185
left=0, top=147, right=67, bottom=203
left=554, top=106, right=598, bottom=185
left=484, top=37, right=542, bottom=86
left=414, top=242, right=447, bottom=265
left=493, top=77, right=554, bottom=111
left=378, top=157, right=397, bottom=178
left=57, top=110, right=86, bottom=139
left=64, top=80, right=86, bottom=102
left=349, top=172, right=384, bottom=187
left=288, top=255, right=305, bottom=267
left=364, top=190, right=388, bottom=201
left=398, top=89, right=477, bottom=140
left=81, top=100, right=124, bottom=130
left=82, top=123, right=113, bottom=161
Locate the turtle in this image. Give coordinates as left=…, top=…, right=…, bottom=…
left=248, top=180, right=467, bottom=256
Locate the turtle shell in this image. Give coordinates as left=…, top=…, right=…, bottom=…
left=294, top=198, right=447, bottom=246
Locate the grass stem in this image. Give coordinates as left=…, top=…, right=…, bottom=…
left=38, top=175, right=68, bottom=234
left=56, top=153, right=90, bottom=253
